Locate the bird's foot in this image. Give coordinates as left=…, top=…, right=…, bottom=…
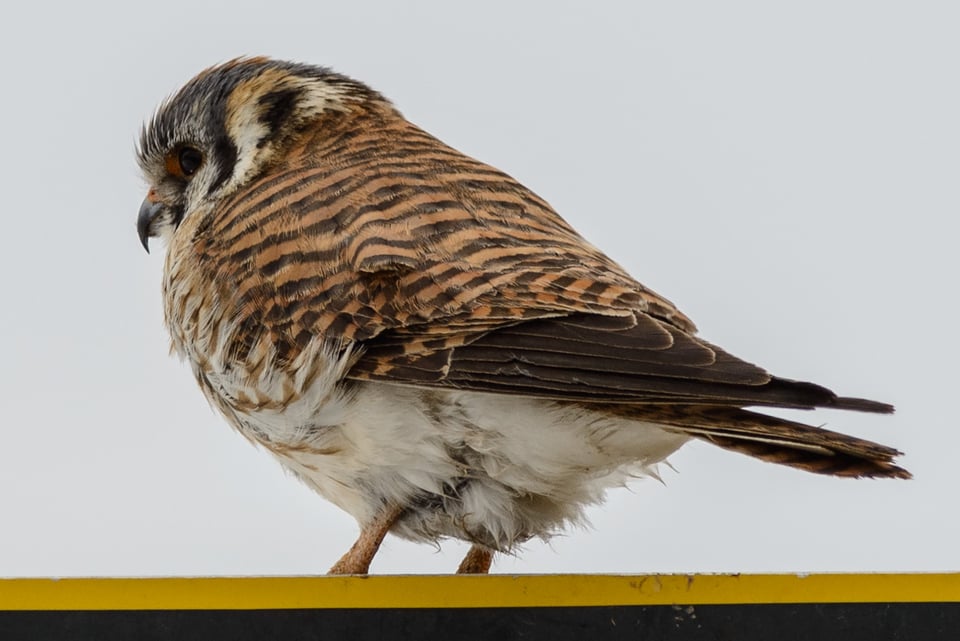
left=456, top=544, right=493, bottom=574
left=328, top=505, right=404, bottom=575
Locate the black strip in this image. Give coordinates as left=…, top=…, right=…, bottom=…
left=257, top=88, right=302, bottom=146
left=0, top=603, right=956, bottom=641
left=207, top=136, right=239, bottom=195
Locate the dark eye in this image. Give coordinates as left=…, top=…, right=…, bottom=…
left=166, top=146, right=203, bottom=178
left=177, top=147, right=203, bottom=176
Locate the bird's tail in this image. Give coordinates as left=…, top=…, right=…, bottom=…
left=613, top=404, right=910, bottom=479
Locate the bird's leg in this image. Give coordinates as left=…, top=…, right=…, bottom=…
left=328, top=505, right=404, bottom=575
left=456, top=544, right=494, bottom=574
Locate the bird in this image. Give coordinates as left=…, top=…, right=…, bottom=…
left=136, top=57, right=908, bottom=575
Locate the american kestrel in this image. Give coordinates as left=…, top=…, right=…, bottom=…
left=137, top=57, right=907, bottom=575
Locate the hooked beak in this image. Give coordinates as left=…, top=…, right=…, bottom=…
left=137, top=190, right=164, bottom=253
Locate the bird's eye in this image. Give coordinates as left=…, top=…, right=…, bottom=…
left=166, top=146, right=203, bottom=178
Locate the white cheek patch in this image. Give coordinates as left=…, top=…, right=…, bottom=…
left=157, top=218, right=178, bottom=247
left=296, top=79, right=352, bottom=118
left=217, top=72, right=356, bottom=197
left=224, top=102, right=270, bottom=190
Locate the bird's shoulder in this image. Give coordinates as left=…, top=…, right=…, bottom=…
left=183, top=113, right=694, bottom=355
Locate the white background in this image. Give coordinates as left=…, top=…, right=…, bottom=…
left=1, top=1, right=956, bottom=576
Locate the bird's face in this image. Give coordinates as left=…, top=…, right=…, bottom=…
left=136, top=57, right=384, bottom=252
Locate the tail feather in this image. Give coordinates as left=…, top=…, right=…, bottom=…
left=610, top=404, right=910, bottom=479
left=702, top=433, right=909, bottom=478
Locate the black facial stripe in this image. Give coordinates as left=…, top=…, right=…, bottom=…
left=257, top=88, right=302, bottom=148
left=171, top=203, right=186, bottom=228
left=207, top=135, right=239, bottom=196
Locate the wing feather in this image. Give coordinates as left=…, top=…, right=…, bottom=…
left=195, top=103, right=891, bottom=418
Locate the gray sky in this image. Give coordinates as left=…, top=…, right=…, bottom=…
left=1, top=1, right=957, bottom=576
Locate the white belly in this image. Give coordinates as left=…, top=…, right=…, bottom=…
left=194, top=337, right=689, bottom=551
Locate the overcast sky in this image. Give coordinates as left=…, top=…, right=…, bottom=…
left=0, top=1, right=956, bottom=577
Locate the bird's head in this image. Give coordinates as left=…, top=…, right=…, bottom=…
left=136, top=56, right=387, bottom=252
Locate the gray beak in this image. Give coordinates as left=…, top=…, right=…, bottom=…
left=137, top=197, right=163, bottom=253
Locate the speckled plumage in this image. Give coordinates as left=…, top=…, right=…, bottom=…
left=137, top=57, right=907, bottom=574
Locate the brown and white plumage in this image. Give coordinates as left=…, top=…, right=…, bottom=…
left=137, top=57, right=907, bottom=574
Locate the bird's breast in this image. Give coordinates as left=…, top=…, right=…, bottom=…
left=160, top=237, right=356, bottom=439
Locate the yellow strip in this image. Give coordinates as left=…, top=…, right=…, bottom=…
left=0, top=574, right=958, bottom=611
